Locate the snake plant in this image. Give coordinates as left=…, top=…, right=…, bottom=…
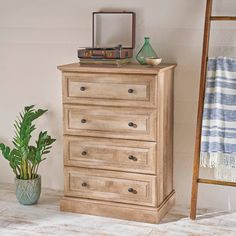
left=0, top=105, right=56, bottom=180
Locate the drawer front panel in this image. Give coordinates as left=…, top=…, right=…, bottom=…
left=64, top=137, right=156, bottom=174
left=63, top=73, right=157, bottom=108
left=65, top=167, right=157, bottom=206
left=64, top=105, right=157, bottom=141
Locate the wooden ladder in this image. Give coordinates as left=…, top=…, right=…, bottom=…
left=190, top=0, right=236, bottom=220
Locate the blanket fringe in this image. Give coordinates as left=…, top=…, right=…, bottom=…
left=201, top=152, right=236, bottom=182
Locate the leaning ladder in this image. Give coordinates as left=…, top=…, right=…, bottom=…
left=190, top=0, right=236, bottom=220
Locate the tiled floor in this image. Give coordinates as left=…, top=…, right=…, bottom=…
left=0, top=183, right=236, bottom=236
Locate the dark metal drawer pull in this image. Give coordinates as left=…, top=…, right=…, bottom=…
left=128, top=188, right=137, bottom=194
left=128, top=155, right=137, bottom=161
left=128, top=89, right=134, bottom=94
left=81, top=119, right=87, bottom=123
left=80, top=86, right=86, bottom=91
left=81, top=151, right=87, bottom=156
left=128, top=122, right=137, bottom=128
left=81, top=182, right=87, bottom=187
left=128, top=122, right=134, bottom=127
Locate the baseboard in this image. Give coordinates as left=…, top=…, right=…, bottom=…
left=60, top=190, right=175, bottom=224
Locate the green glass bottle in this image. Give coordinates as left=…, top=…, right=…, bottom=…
left=136, top=37, right=158, bottom=65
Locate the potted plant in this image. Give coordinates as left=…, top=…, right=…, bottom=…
left=0, top=105, right=56, bottom=205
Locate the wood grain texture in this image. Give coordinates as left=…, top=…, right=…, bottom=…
left=58, top=62, right=177, bottom=74
left=64, top=136, right=156, bottom=174
left=64, top=167, right=157, bottom=207
left=62, top=72, right=157, bottom=108
left=156, top=69, right=174, bottom=204
left=63, top=104, right=157, bottom=141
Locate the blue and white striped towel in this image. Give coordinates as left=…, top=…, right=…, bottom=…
left=200, top=57, right=236, bottom=181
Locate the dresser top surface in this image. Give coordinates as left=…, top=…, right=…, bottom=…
left=58, top=62, right=176, bottom=74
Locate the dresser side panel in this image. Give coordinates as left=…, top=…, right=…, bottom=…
left=157, top=68, right=175, bottom=204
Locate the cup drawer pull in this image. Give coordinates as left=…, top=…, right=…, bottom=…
left=128, top=155, right=137, bottom=161
left=80, top=86, right=86, bottom=91
left=81, top=119, right=87, bottom=123
left=128, top=122, right=137, bottom=128
left=81, top=182, right=87, bottom=187
left=81, top=151, right=87, bottom=156
left=128, top=188, right=137, bottom=194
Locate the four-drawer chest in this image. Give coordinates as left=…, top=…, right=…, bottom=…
left=58, top=63, right=176, bottom=223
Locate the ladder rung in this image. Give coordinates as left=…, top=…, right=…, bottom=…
left=198, top=178, right=236, bottom=187
left=211, top=16, right=236, bottom=21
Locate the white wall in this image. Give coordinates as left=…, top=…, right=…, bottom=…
left=1, top=0, right=236, bottom=210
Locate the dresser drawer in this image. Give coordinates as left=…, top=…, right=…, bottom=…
left=65, top=167, right=157, bottom=207
left=64, top=105, right=157, bottom=141
left=64, top=136, right=156, bottom=174
left=62, top=73, right=157, bottom=108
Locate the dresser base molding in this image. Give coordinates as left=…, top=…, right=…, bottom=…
left=60, top=190, right=175, bottom=224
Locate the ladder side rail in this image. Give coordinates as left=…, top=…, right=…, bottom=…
left=190, top=0, right=213, bottom=220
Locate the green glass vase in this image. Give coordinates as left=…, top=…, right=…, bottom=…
left=136, top=37, right=158, bottom=65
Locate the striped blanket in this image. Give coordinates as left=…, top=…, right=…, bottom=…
left=200, top=57, right=236, bottom=181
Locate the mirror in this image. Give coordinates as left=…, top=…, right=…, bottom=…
left=93, top=12, right=135, bottom=49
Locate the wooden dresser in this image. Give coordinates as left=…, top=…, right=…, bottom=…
left=58, top=63, right=176, bottom=223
